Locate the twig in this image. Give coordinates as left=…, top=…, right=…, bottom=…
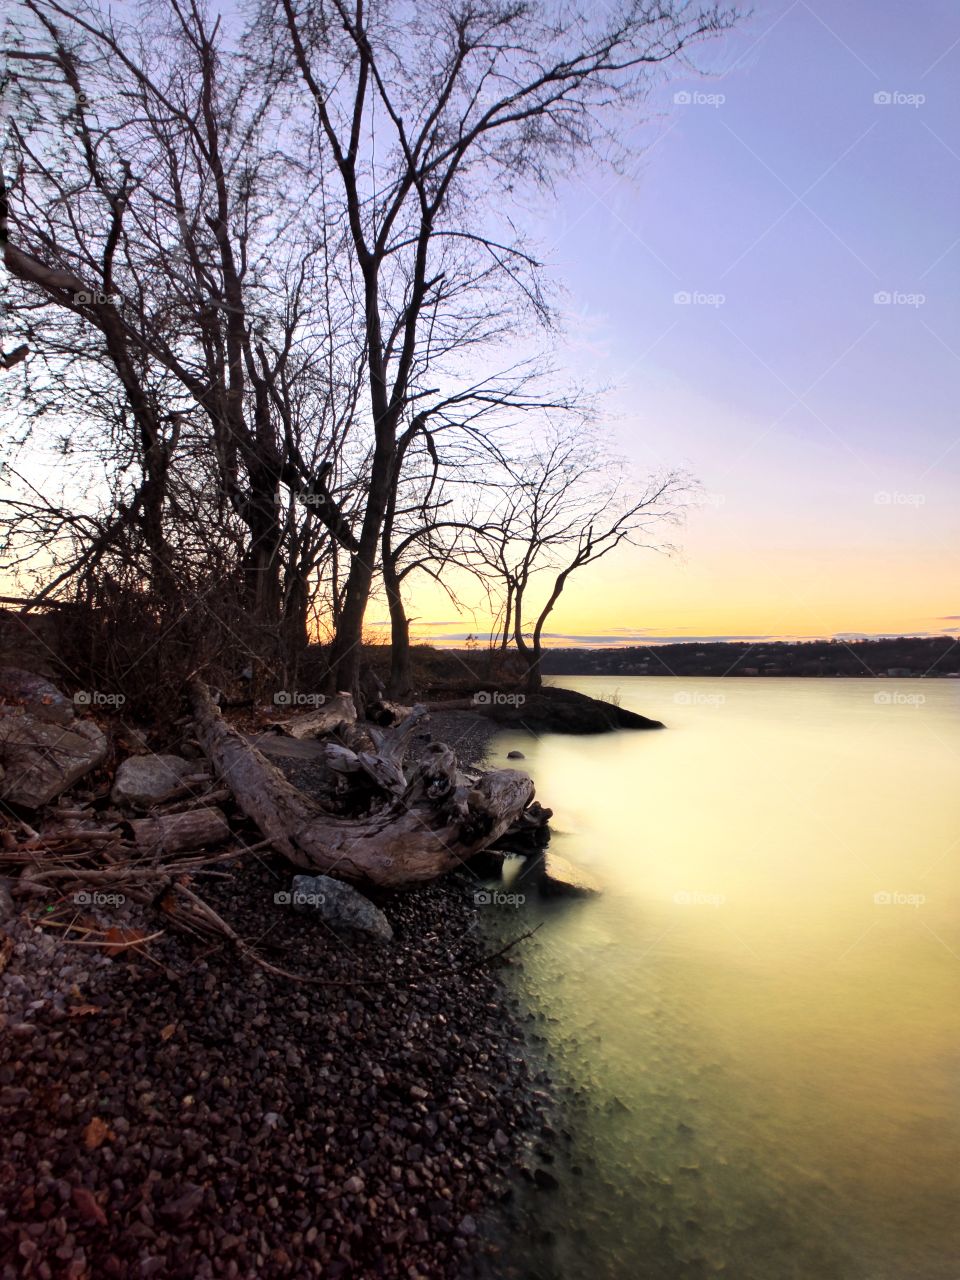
left=59, top=929, right=166, bottom=948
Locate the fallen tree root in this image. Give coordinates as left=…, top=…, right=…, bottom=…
left=188, top=678, right=536, bottom=887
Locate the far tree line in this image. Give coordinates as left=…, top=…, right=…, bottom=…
left=1, top=0, right=736, bottom=702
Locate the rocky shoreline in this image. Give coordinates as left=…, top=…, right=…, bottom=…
left=0, top=711, right=561, bottom=1280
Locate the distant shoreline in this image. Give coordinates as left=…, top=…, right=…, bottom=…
left=533, top=636, right=960, bottom=680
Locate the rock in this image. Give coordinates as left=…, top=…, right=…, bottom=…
left=506, top=750, right=525, bottom=759
left=112, top=754, right=208, bottom=807
left=71, top=1186, right=107, bottom=1225
left=289, top=875, right=394, bottom=944
left=159, top=1183, right=205, bottom=1224
left=523, top=851, right=601, bottom=899
left=0, top=878, right=15, bottom=923
left=477, top=686, right=664, bottom=733
left=533, top=1167, right=559, bottom=1190
left=0, top=704, right=107, bottom=808
left=116, top=722, right=151, bottom=754
left=0, top=667, right=75, bottom=726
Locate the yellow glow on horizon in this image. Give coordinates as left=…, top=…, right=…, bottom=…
left=381, top=538, right=958, bottom=647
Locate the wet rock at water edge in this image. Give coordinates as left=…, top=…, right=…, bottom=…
left=519, top=851, right=602, bottom=899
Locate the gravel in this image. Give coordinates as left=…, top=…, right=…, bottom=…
left=0, top=711, right=558, bottom=1279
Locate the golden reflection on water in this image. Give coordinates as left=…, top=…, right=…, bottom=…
left=486, top=677, right=960, bottom=1280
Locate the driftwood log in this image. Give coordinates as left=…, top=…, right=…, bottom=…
left=188, top=679, right=536, bottom=887
left=129, top=806, right=230, bottom=854
left=266, top=692, right=357, bottom=739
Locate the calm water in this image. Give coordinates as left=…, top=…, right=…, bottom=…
left=483, top=677, right=960, bottom=1280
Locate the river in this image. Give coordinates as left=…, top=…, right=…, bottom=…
left=482, top=676, right=960, bottom=1280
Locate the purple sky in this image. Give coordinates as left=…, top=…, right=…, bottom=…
left=484, top=0, right=960, bottom=645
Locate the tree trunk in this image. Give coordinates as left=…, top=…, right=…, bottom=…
left=384, top=561, right=412, bottom=698
left=282, top=571, right=310, bottom=689
left=513, top=597, right=543, bottom=692
left=242, top=472, right=283, bottom=632
left=524, top=643, right=543, bottom=692
left=189, top=679, right=535, bottom=887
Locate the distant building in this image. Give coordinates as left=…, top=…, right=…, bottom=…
left=885, top=667, right=913, bottom=678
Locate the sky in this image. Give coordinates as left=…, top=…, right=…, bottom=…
left=394, top=0, right=960, bottom=648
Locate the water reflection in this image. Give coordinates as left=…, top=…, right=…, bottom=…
left=484, top=677, right=960, bottom=1280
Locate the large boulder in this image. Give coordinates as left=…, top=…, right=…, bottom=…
left=0, top=669, right=108, bottom=808
left=0, top=667, right=76, bottom=727
left=287, top=874, right=394, bottom=944
left=112, top=754, right=209, bottom=808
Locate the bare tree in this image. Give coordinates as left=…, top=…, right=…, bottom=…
left=3, top=0, right=736, bottom=704
left=2, top=0, right=366, bottom=678
left=476, top=427, right=691, bottom=690
left=272, top=0, right=737, bottom=695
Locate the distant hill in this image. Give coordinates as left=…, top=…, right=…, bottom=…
left=535, top=636, right=960, bottom=679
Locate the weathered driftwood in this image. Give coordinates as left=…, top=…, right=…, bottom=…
left=129, top=806, right=230, bottom=854
left=324, top=707, right=429, bottom=796
left=267, top=692, right=357, bottom=739
left=493, top=800, right=554, bottom=854
left=189, top=679, right=535, bottom=887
